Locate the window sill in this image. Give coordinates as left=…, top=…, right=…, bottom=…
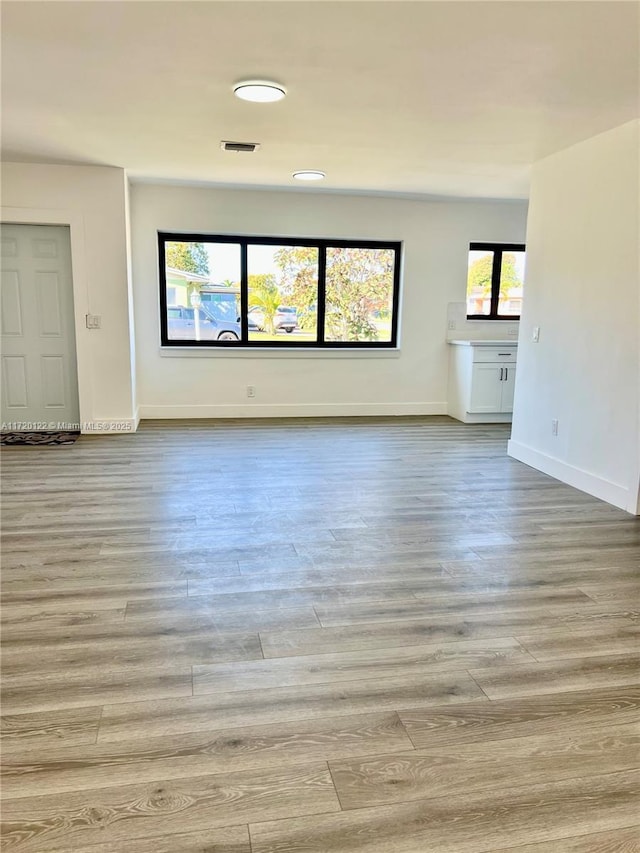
left=159, top=346, right=401, bottom=359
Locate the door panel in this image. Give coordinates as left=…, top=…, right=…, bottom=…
left=501, top=365, right=517, bottom=412
left=2, top=356, right=28, bottom=407
left=1, top=236, right=18, bottom=257
left=1, top=224, right=79, bottom=430
left=33, top=237, right=59, bottom=259
left=41, top=356, right=67, bottom=407
left=1, top=271, right=23, bottom=335
left=469, top=364, right=503, bottom=413
left=35, top=272, right=63, bottom=336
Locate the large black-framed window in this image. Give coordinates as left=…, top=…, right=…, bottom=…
left=466, top=242, right=526, bottom=320
left=159, top=232, right=401, bottom=348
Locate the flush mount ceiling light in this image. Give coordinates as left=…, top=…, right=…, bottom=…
left=293, top=170, right=326, bottom=181
left=233, top=80, right=286, bottom=103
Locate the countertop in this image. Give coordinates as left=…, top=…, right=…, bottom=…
left=448, top=340, right=518, bottom=347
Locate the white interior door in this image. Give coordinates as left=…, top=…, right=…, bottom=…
left=1, top=224, right=79, bottom=431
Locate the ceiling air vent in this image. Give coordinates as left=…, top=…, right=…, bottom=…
left=221, top=141, right=261, bottom=153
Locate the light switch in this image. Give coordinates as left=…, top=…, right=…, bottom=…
left=532, top=326, right=540, bottom=342
left=86, top=314, right=101, bottom=329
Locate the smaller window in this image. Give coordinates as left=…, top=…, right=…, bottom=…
left=466, top=242, right=526, bottom=320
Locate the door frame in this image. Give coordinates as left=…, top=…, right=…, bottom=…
left=1, top=207, right=93, bottom=431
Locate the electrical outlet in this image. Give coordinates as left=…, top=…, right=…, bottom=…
left=551, top=419, right=559, bottom=436
left=532, top=326, right=540, bottom=343
left=85, top=314, right=101, bottom=329
left=247, top=385, right=256, bottom=398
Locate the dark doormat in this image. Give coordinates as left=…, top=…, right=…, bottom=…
left=1, top=431, right=80, bottom=446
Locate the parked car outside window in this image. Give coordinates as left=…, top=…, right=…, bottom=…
left=247, top=306, right=298, bottom=333
left=167, top=306, right=241, bottom=341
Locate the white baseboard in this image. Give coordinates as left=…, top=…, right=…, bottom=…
left=507, top=439, right=635, bottom=514
left=448, top=412, right=512, bottom=424
left=138, top=402, right=448, bottom=420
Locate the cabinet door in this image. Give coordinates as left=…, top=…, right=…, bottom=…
left=500, top=364, right=517, bottom=412
left=469, top=364, right=503, bottom=413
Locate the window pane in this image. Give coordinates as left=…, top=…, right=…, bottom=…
left=466, top=250, right=494, bottom=316
left=247, top=245, right=319, bottom=342
left=324, top=247, right=395, bottom=343
left=498, top=250, right=525, bottom=316
left=165, top=241, right=241, bottom=343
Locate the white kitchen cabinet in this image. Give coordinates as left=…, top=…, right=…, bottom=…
left=447, top=341, right=518, bottom=423
left=470, top=362, right=517, bottom=413
left=500, top=363, right=517, bottom=412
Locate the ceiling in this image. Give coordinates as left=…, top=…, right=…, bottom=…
left=1, top=1, right=638, bottom=199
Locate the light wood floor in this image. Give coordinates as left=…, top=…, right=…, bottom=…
left=1, top=417, right=639, bottom=852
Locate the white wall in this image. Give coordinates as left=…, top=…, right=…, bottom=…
left=130, top=183, right=527, bottom=418
left=509, top=120, right=640, bottom=514
left=1, top=163, right=137, bottom=431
